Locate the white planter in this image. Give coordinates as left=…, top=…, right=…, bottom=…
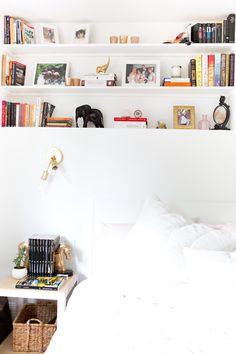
left=11, top=267, right=27, bottom=280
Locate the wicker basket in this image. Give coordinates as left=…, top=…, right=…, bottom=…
left=13, top=302, right=57, bottom=352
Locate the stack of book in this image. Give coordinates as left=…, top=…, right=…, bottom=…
left=191, top=14, right=235, bottom=43
left=2, top=54, right=26, bottom=86
left=4, top=15, right=35, bottom=44
left=46, top=117, right=74, bottom=127
left=15, top=275, right=66, bottom=291
left=1, top=99, right=55, bottom=127
left=28, top=234, right=60, bottom=277
left=80, top=73, right=117, bottom=87
left=188, top=53, right=235, bottom=87
left=163, top=78, right=191, bottom=87
left=113, top=117, right=147, bottom=128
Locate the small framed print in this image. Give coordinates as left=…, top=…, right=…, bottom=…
left=173, top=106, right=195, bottom=129
left=72, top=24, right=90, bottom=43
left=33, top=63, right=69, bottom=86
left=39, top=23, right=59, bottom=44
left=122, top=60, right=160, bottom=86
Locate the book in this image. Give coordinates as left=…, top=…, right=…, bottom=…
left=227, top=14, right=235, bottom=43
left=195, top=54, right=202, bottom=86
left=229, top=53, right=235, bottom=86
left=22, top=22, right=35, bottom=44
left=28, top=234, right=60, bottom=276
left=15, top=275, right=65, bottom=291
left=114, top=117, right=147, bottom=122
left=188, top=59, right=196, bottom=86
left=208, top=54, right=215, bottom=87
left=11, top=61, right=26, bottom=86
left=201, top=54, right=208, bottom=86
left=214, top=53, right=221, bottom=86
left=220, top=53, right=227, bottom=86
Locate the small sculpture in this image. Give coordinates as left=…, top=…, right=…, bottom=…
left=54, top=244, right=73, bottom=275
left=75, top=104, right=104, bottom=128
left=96, top=57, right=110, bottom=74
left=156, top=121, right=167, bottom=129
left=163, top=31, right=190, bottom=45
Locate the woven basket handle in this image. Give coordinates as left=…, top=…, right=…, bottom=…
left=26, top=318, right=43, bottom=352
left=26, top=318, right=42, bottom=325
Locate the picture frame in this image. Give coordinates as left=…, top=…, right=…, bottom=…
left=122, top=60, right=160, bottom=86
left=33, top=63, right=69, bottom=86
left=39, top=23, right=59, bottom=44
left=72, top=24, right=90, bottom=43
left=173, top=106, right=195, bottom=129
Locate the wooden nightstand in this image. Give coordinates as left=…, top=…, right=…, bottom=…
left=0, top=274, right=78, bottom=354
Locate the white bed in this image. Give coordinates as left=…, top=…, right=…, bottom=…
left=46, top=195, right=236, bottom=354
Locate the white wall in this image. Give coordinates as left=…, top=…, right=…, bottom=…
left=1, top=128, right=236, bottom=280
left=1, top=1, right=236, bottom=280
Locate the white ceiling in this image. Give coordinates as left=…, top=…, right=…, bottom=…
left=1, top=0, right=236, bottom=23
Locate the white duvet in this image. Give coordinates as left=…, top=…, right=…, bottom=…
left=45, top=279, right=236, bottom=354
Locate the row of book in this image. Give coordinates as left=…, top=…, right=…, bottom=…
left=191, top=14, right=235, bottom=43
left=113, top=117, right=147, bottom=128
left=4, top=15, right=35, bottom=44
left=1, top=54, right=26, bottom=86
left=188, top=53, right=235, bottom=87
left=28, top=234, right=60, bottom=277
left=1, top=99, right=55, bottom=127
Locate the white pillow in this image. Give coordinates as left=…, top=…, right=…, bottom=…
left=164, top=223, right=213, bottom=282
left=184, top=247, right=236, bottom=291
left=190, top=229, right=236, bottom=251
left=91, top=222, right=132, bottom=282
left=120, top=194, right=188, bottom=300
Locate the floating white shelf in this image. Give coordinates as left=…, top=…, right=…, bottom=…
left=0, top=43, right=235, bottom=56
left=2, top=85, right=234, bottom=96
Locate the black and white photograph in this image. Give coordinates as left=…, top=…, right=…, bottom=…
left=33, top=63, right=69, bottom=86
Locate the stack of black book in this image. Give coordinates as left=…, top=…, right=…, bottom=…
left=28, top=234, right=60, bottom=277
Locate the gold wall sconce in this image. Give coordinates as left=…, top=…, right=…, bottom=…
left=41, top=147, right=63, bottom=181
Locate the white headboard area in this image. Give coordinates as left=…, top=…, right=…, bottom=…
left=89, top=197, right=236, bottom=277
left=93, top=197, right=236, bottom=225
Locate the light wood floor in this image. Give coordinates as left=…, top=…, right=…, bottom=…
left=0, top=332, right=41, bottom=354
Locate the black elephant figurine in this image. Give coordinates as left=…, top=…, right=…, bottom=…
left=75, top=104, right=104, bottom=128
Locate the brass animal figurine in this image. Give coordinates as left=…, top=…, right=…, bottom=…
left=96, top=57, right=110, bottom=74
left=18, top=241, right=29, bottom=268
left=54, top=244, right=72, bottom=273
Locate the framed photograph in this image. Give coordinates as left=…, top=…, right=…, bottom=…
left=173, top=106, right=195, bottom=129
left=33, top=63, right=69, bottom=86
left=72, top=24, right=90, bottom=43
left=39, top=23, right=59, bottom=44
left=122, top=60, right=160, bottom=86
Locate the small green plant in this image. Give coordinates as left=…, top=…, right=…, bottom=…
left=13, top=247, right=26, bottom=268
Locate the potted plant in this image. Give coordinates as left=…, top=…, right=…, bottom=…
left=12, top=246, right=27, bottom=279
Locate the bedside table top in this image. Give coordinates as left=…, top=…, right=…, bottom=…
left=0, top=274, right=78, bottom=300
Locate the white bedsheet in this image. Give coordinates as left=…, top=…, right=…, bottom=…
left=45, top=279, right=236, bottom=354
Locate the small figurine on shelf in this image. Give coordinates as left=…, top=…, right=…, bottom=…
left=54, top=244, right=73, bottom=276
left=75, top=104, right=104, bottom=128
left=156, top=121, right=167, bottom=129
left=96, top=57, right=110, bottom=74
left=198, top=114, right=211, bottom=130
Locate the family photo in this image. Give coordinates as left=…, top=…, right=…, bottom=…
left=73, top=24, right=90, bottom=43
left=125, top=63, right=157, bottom=85
left=173, top=106, right=195, bottom=129
left=34, top=63, right=68, bottom=86
left=39, top=24, right=59, bottom=44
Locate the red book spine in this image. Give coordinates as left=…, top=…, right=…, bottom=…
left=1, top=100, right=7, bottom=127
left=114, top=117, right=147, bottom=122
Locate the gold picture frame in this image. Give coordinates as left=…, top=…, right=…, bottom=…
left=173, top=106, right=195, bottom=129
